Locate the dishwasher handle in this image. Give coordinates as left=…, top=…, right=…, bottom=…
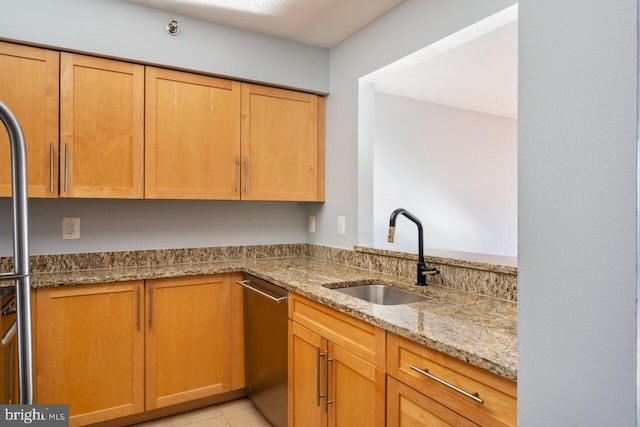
left=236, top=279, right=288, bottom=304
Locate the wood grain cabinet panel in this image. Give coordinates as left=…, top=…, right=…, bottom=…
left=145, top=274, right=244, bottom=409
left=145, top=67, right=241, bottom=200
left=35, top=282, right=145, bottom=426
left=35, top=274, right=244, bottom=426
left=288, top=294, right=385, bottom=427
left=241, top=84, right=325, bottom=201
left=387, top=333, right=517, bottom=427
left=387, top=376, right=479, bottom=427
left=0, top=41, right=59, bottom=198
left=288, top=321, right=325, bottom=427
left=60, top=53, right=144, bottom=198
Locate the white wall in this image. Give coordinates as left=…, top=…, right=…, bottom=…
left=0, top=0, right=329, bottom=256
left=518, top=0, right=637, bottom=425
left=372, top=93, right=517, bottom=256
left=309, top=0, right=518, bottom=249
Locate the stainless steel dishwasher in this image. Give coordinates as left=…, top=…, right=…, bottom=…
left=237, top=274, right=288, bottom=427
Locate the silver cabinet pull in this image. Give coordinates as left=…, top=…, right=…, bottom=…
left=235, top=156, right=240, bottom=196
left=136, top=286, right=141, bottom=331
left=244, top=156, right=249, bottom=197
left=324, top=354, right=333, bottom=412
left=410, top=365, right=484, bottom=404
left=2, top=321, right=17, bottom=347
left=316, top=348, right=326, bottom=407
left=148, top=284, right=154, bottom=329
left=63, top=143, right=69, bottom=193
left=236, top=280, right=287, bottom=303
left=49, top=142, right=54, bottom=193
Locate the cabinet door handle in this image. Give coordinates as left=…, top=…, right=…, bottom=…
left=63, top=143, right=69, bottom=193
left=325, top=355, right=333, bottom=413
left=148, top=284, right=154, bottom=329
left=316, top=348, right=326, bottom=407
left=244, top=156, right=249, bottom=197
left=235, top=156, right=240, bottom=196
left=409, top=365, right=484, bottom=404
left=136, top=286, right=141, bottom=331
left=49, top=142, right=54, bottom=193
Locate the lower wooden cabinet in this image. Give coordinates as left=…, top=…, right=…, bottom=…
left=288, top=294, right=385, bottom=427
left=35, top=282, right=145, bottom=426
left=145, top=274, right=244, bottom=409
left=387, top=333, right=517, bottom=427
left=35, top=274, right=244, bottom=426
left=387, top=376, right=479, bottom=427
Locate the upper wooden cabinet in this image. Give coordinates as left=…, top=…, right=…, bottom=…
left=0, top=42, right=59, bottom=198
left=0, top=41, right=325, bottom=201
left=145, top=67, right=241, bottom=200
left=60, top=53, right=144, bottom=198
left=146, top=75, right=325, bottom=202
left=241, top=84, right=325, bottom=202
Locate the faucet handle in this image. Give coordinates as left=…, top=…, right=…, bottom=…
left=421, top=266, right=439, bottom=276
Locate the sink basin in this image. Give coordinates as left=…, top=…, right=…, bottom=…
left=331, top=284, right=429, bottom=305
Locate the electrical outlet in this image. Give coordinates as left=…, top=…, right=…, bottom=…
left=62, top=217, right=80, bottom=240
left=337, top=216, right=346, bottom=235
left=308, top=216, right=316, bottom=233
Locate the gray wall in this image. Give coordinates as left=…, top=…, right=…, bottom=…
left=518, top=0, right=637, bottom=425
left=1, top=0, right=329, bottom=93
left=0, top=0, right=329, bottom=256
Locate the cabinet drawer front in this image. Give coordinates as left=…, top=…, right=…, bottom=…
left=387, top=376, right=479, bottom=427
left=288, top=294, right=385, bottom=368
left=387, top=334, right=516, bottom=427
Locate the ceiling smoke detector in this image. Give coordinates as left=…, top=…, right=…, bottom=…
left=166, top=20, right=180, bottom=36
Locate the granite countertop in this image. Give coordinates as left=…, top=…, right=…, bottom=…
left=31, top=256, right=517, bottom=381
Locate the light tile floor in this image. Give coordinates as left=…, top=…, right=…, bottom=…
left=132, top=398, right=272, bottom=427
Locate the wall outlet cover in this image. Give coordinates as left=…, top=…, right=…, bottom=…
left=62, top=217, right=80, bottom=240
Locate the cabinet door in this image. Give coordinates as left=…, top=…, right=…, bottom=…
left=387, top=377, right=479, bottom=427
left=241, top=84, right=324, bottom=201
left=145, top=67, right=241, bottom=199
left=145, top=274, right=242, bottom=409
left=60, top=53, right=144, bottom=198
left=288, top=321, right=326, bottom=427
left=35, top=282, right=145, bottom=426
left=328, top=341, right=385, bottom=427
left=0, top=42, right=59, bottom=198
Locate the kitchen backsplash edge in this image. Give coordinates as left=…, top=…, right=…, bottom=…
left=0, top=243, right=516, bottom=301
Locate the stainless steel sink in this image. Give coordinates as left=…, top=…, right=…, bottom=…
left=331, top=284, right=428, bottom=305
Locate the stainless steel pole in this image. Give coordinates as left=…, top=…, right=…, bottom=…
left=0, top=100, right=34, bottom=404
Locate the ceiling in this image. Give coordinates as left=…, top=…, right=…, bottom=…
left=125, top=0, right=405, bottom=48
left=368, top=20, right=518, bottom=119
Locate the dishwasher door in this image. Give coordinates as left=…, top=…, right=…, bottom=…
left=238, top=275, right=288, bottom=427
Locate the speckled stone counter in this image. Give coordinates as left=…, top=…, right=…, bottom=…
left=29, top=256, right=517, bottom=381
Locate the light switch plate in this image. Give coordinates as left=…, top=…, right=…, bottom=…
left=337, top=216, right=346, bottom=235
